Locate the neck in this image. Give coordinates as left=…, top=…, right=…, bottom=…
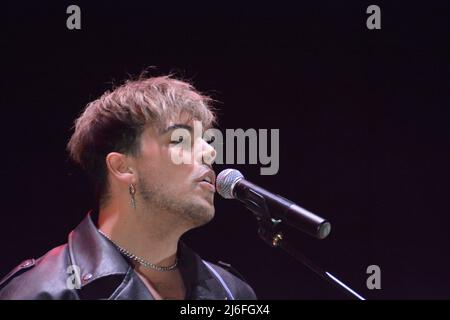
left=97, top=200, right=185, bottom=269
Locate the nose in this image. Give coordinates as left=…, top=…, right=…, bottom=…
left=195, top=137, right=217, bottom=165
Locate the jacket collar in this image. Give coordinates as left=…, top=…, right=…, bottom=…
left=178, top=241, right=230, bottom=300
left=68, top=210, right=130, bottom=287
left=67, top=210, right=230, bottom=300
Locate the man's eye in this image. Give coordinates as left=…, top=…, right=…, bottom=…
left=170, top=136, right=184, bottom=144
left=205, top=136, right=216, bottom=144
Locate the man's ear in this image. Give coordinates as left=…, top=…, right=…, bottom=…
left=105, top=152, right=134, bottom=184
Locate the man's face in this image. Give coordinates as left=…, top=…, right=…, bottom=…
left=131, top=118, right=217, bottom=229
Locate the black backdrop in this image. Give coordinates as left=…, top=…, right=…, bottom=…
left=1, top=1, right=449, bottom=299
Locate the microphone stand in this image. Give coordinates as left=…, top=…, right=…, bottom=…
left=240, top=189, right=366, bottom=300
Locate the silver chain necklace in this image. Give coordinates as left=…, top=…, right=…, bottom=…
left=98, top=229, right=178, bottom=272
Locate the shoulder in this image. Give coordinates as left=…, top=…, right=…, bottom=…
left=0, top=244, right=77, bottom=300
left=203, top=260, right=257, bottom=300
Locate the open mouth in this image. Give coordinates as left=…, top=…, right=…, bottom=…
left=199, top=180, right=215, bottom=192
left=201, top=176, right=213, bottom=185
left=198, top=172, right=216, bottom=193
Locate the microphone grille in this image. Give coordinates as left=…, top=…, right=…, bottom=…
left=216, top=169, right=244, bottom=199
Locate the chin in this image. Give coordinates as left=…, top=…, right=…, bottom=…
left=198, top=205, right=215, bottom=225
left=186, top=203, right=215, bottom=228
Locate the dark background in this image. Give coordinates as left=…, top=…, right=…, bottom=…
left=1, top=1, right=449, bottom=299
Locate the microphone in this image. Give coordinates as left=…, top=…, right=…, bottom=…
left=216, top=169, right=331, bottom=239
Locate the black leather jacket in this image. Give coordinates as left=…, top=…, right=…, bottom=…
left=0, top=211, right=256, bottom=300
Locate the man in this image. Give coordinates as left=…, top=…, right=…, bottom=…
left=0, top=74, right=256, bottom=300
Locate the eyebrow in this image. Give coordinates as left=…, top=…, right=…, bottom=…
left=160, top=124, right=193, bottom=134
